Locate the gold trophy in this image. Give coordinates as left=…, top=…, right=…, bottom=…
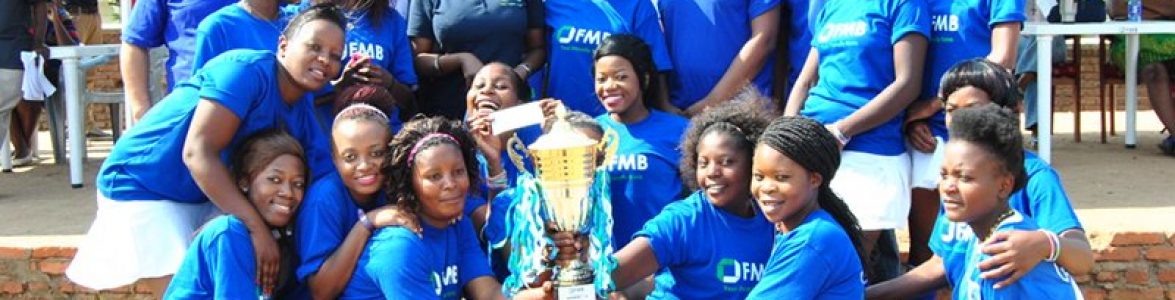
left=508, top=106, right=615, bottom=300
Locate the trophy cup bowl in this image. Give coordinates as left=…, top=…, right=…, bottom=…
left=510, top=107, right=608, bottom=299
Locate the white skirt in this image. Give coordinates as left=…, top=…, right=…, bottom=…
left=66, top=192, right=221, bottom=290
left=829, top=151, right=911, bottom=231
left=908, top=136, right=946, bottom=190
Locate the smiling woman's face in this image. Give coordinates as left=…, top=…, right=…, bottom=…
left=411, top=144, right=469, bottom=227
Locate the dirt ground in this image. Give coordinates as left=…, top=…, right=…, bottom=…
left=0, top=111, right=1172, bottom=245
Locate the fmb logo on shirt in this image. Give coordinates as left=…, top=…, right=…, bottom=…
left=815, top=21, right=867, bottom=44
left=604, top=153, right=649, bottom=172
left=931, top=14, right=960, bottom=32
left=940, top=222, right=976, bottom=243
left=431, top=265, right=459, bottom=297
left=348, top=42, right=385, bottom=61
left=556, top=26, right=612, bottom=53
left=715, top=258, right=764, bottom=284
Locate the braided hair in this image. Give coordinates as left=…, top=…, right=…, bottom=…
left=757, top=116, right=868, bottom=272
left=679, top=89, right=777, bottom=190
left=383, top=116, right=481, bottom=213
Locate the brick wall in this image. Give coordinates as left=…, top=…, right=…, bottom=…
left=2, top=232, right=1174, bottom=298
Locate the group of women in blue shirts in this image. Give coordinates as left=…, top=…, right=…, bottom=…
left=61, top=0, right=1101, bottom=298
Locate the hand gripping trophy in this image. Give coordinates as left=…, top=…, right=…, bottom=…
left=501, top=105, right=617, bottom=299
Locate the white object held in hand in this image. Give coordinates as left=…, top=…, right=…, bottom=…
left=491, top=101, right=546, bottom=136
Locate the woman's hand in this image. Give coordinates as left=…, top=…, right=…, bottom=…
left=249, top=229, right=280, bottom=295
left=978, top=230, right=1051, bottom=288
left=368, top=205, right=421, bottom=235
left=904, top=121, right=937, bottom=153
left=468, top=109, right=505, bottom=158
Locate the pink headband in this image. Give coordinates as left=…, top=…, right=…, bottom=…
left=408, top=133, right=460, bottom=165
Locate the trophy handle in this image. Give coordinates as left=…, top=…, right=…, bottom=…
left=506, top=134, right=529, bottom=173
left=598, top=128, right=620, bottom=168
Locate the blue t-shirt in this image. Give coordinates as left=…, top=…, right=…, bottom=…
left=930, top=150, right=1083, bottom=288
left=294, top=172, right=389, bottom=282
left=801, top=0, right=931, bottom=155
left=122, top=0, right=238, bottom=91
left=340, top=218, right=493, bottom=300
left=634, top=191, right=774, bottom=299
left=658, top=0, right=779, bottom=109
left=191, top=4, right=293, bottom=72
left=783, top=0, right=825, bottom=94
left=96, top=50, right=333, bottom=203
left=536, top=0, right=673, bottom=116
left=596, top=111, right=687, bottom=248
left=164, top=216, right=266, bottom=299
left=922, top=0, right=1024, bottom=138
left=746, top=209, right=865, bottom=299
left=942, top=210, right=1082, bottom=299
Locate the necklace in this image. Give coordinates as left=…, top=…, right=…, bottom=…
left=980, top=208, right=1015, bottom=242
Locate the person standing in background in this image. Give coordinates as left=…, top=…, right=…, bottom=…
left=656, top=0, right=780, bottom=116
left=0, top=0, right=49, bottom=170
left=8, top=0, right=75, bottom=167
left=119, top=0, right=237, bottom=122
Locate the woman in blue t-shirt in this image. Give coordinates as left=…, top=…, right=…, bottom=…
left=902, top=0, right=1024, bottom=266
left=784, top=0, right=930, bottom=282
left=340, top=116, right=549, bottom=299
left=603, top=98, right=776, bottom=299
left=933, top=105, right=1081, bottom=299
left=745, top=116, right=868, bottom=299
left=164, top=129, right=307, bottom=299
left=295, top=88, right=420, bottom=299
left=191, top=0, right=293, bottom=72
left=408, top=0, right=546, bottom=119
left=540, top=0, right=677, bottom=116
left=867, top=59, right=1093, bottom=299
left=300, top=0, right=419, bottom=134
left=591, top=34, right=689, bottom=249
left=656, top=0, right=781, bottom=116
left=65, top=7, right=345, bottom=297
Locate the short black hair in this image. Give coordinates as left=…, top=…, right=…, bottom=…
left=679, top=88, right=776, bottom=190
left=483, top=62, right=532, bottom=101
left=939, top=58, right=1020, bottom=109
left=593, top=34, right=658, bottom=109
left=947, top=104, right=1027, bottom=193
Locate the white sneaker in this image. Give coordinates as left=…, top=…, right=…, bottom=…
left=12, top=154, right=37, bottom=167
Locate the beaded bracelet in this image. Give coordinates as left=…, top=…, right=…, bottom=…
left=487, top=171, right=509, bottom=191
left=357, top=209, right=376, bottom=233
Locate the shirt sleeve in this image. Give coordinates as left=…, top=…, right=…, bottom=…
left=389, top=14, right=420, bottom=86
left=196, top=57, right=265, bottom=119
left=192, top=16, right=229, bottom=73
left=457, top=219, right=493, bottom=285
left=1025, top=168, right=1084, bottom=233
left=748, top=0, right=782, bottom=20
left=368, top=229, right=442, bottom=299
left=988, top=0, right=1026, bottom=27
left=407, top=0, right=435, bottom=40
left=633, top=203, right=689, bottom=268
left=631, top=0, right=673, bottom=72
left=745, top=239, right=830, bottom=299
left=888, top=0, right=931, bottom=44
left=294, top=181, right=349, bottom=282
left=208, top=225, right=262, bottom=298
left=465, top=194, right=488, bottom=219
left=525, top=0, right=545, bottom=29
left=121, top=0, right=168, bottom=48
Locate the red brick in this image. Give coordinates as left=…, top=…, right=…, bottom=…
left=1074, top=273, right=1092, bottom=283
left=1125, top=269, right=1150, bottom=284
left=1167, top=290, right=1175, bottom=300
left=31, top=247, right=77, bottom=259
left=133, top=282, right=153, bottom=294
left=26, top=281, right=50, bottom=292
left=1158, top=267, right=1175, bottom=283
left=108, top=285, right=133, bottom=294
left=0, top=281, right=21, bottom=294
left=1107, top=287, right=1164, bottom=300
left=0, top=247, right=29, bottom=259
left=1145, top=246, right=1175, bottom=261
left=1111, top=232, right=1167, bottom=246
left=37, top=259, right=71, bottom=275
left=1096, top=247, right=1142, bottom=261
left=1096, top=271, right=1119, bottom=282
left=1083, top=287, right=1107, bottom=300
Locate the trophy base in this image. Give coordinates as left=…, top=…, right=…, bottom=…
left=556, top=284, right=595, bottom=300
